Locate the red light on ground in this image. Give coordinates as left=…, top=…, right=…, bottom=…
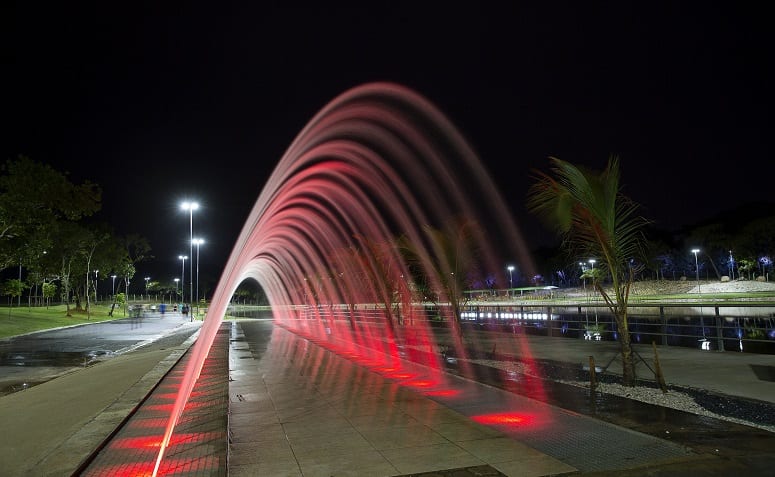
left=110, top=432, right=220, bottom=450
left=87, top=464, right=155, bottom=477
left=110, top=435, right=164, bottom=449
left=471, top=412, right=534, bottom=427
left=353, top=358, right=382, bottom=367
left=181, top=400, right=208, bottom=411
left=405, top=379, right=434, bottom=388
left=373, top=366, right=398, bottom=373
left=423, top=389, right=460, bottom=397
left=85, top=456, right=219, bottom=477
left=127, top=419, right=168, bottom=430
left=385, top=372, right=414, bottom=380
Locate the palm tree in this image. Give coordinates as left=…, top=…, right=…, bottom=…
left=527, top=156, right=649, bottom=386
left=398, top=217, right=481, bottom=341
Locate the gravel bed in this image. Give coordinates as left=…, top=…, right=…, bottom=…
left=467, top=357, right=775, bottom=434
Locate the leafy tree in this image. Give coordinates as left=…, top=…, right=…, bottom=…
left=121, top=233, right=153, bottom=264
left=399, top=217, right=483, bottom=341
left=2, top=279, right=27, bottom=316
left=42, top=281, right=57, bottom=308
left=734, top=216, right=775, bottom=277
left=0, top=156, right=100, bottom=270
left=114, top=292, right=127, bottom=316
left=352, top=235, right=411, bottom=329
left=47, top=221, right=92, bottom=317
left=82, top=228, right=109, bottom=318
left=527, top=156, right=649, bottom=386
left=119, top=262, right=136, bottom=313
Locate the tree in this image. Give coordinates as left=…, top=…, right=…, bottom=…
left=527, top=156, right=649, bottom=386
left=352, top=234, right=411, bottom=329
left=398, top=217, right=483, bottom=341
left=42, top=281, right=57, bottom=308
left=2, top=279, right=27, bottom=316
left=114, top=292, right=127, bottom=315
left=0, top=156, right=100, bottom=271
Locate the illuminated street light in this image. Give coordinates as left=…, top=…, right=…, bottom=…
left=587, top=259, right=597, bottom=328
left=111, top=274, right=117, bottom=300
left=692, top=248, right=708, bottom=347
left=179, top=255, right=188, bottom=306
left=192, top=238, right=205, bottom=319
left=174, top=277, right=180, bottom=301
left=145, top=276, right=150, bottom=300
left=691, top=249, right=701, bottom=294
left=507, top=265, right=514, bottom=296
left=181, top=201, right=199, bottom=312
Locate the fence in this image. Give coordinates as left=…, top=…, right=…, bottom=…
left=449, top=303, right=775, bottom=354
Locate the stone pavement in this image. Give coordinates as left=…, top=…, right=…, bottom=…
left=0, top=314, right=203, bottom=477
left=1, top=315, right=774, bottom=476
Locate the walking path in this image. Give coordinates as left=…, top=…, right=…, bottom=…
left=1, top=314, right=773, bottom=476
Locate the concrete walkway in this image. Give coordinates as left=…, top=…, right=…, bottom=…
left=1, top=316, right=773, bottom=476
left=0, top=318, right=202, bottom=477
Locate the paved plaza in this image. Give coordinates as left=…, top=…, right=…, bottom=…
left=1, top=313, right=774, bottom=476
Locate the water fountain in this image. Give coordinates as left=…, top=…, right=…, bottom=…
left=153, top=82, right=537, bottom=474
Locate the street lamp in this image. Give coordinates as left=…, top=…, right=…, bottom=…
left=692, top=248, right=708, bottom=346
left=507, top=265, right=514, bottom=296
left=94, top=270, right=99, bottom=303
left=179, top=255, right=187, bottom=306
left=691, top=249, right=701, bottom=294
left=588, top=259, right=598, bottom=327
left=145, top=276, right=150, bottom=300
left=181, top=201, right=199, bottom=312
left=192, top=238, right=205, bottom=318
left=174, top=278, right=180, bottom=303
left=111, top=274, right=117, bottom=300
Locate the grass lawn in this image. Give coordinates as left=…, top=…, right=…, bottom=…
left=0, top=304, right=125, bottom=339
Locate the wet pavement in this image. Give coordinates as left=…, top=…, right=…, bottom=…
left=0, top=311, right=194, bottom=396
left=414, top=329, right=775, bottom=475
left=2, top=313, right=774, bottom=476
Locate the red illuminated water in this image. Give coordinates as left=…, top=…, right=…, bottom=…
left=153, top=82, right=537, bottom=474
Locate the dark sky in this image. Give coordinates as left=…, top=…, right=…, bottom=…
left=5, top=2, right=774, bottom=286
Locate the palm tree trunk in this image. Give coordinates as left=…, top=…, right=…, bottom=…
left=615, top=312, right=636, bottom=385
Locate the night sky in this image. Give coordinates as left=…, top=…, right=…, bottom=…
left=5, top=2, right=774, bottom=287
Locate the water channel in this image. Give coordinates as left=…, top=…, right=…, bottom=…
left=230, top=303, right=775, bottom=355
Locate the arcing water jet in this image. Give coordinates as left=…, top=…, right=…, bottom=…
left=153, top=82, right=536, bottom=474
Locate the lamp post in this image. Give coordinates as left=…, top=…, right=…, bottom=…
left=192, top=238, right=204, bottom=319
left=111, top=274, right=117, bottom=300
left=588, top=259, right=597, bottom=328
left=174, top=278, right=180, bottom=304
left=691, top=249, right=701, bottom=293
left=507, top=265, right=514, bottom=297
left=179, top=255, right=187, bottom=307
left=729, top=250, right=735, bottom=280
left=145, top=277, right=150, bottom=300
left=124, top=275, right=130, bottom=317
left=94, top=270, right=99, bottom=303
left=692, top=248, right=708, bottom=345
left=181, top=201, right=199, bottom=313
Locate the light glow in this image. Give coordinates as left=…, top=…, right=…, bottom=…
left=152, top=83, right=538, bottom=475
